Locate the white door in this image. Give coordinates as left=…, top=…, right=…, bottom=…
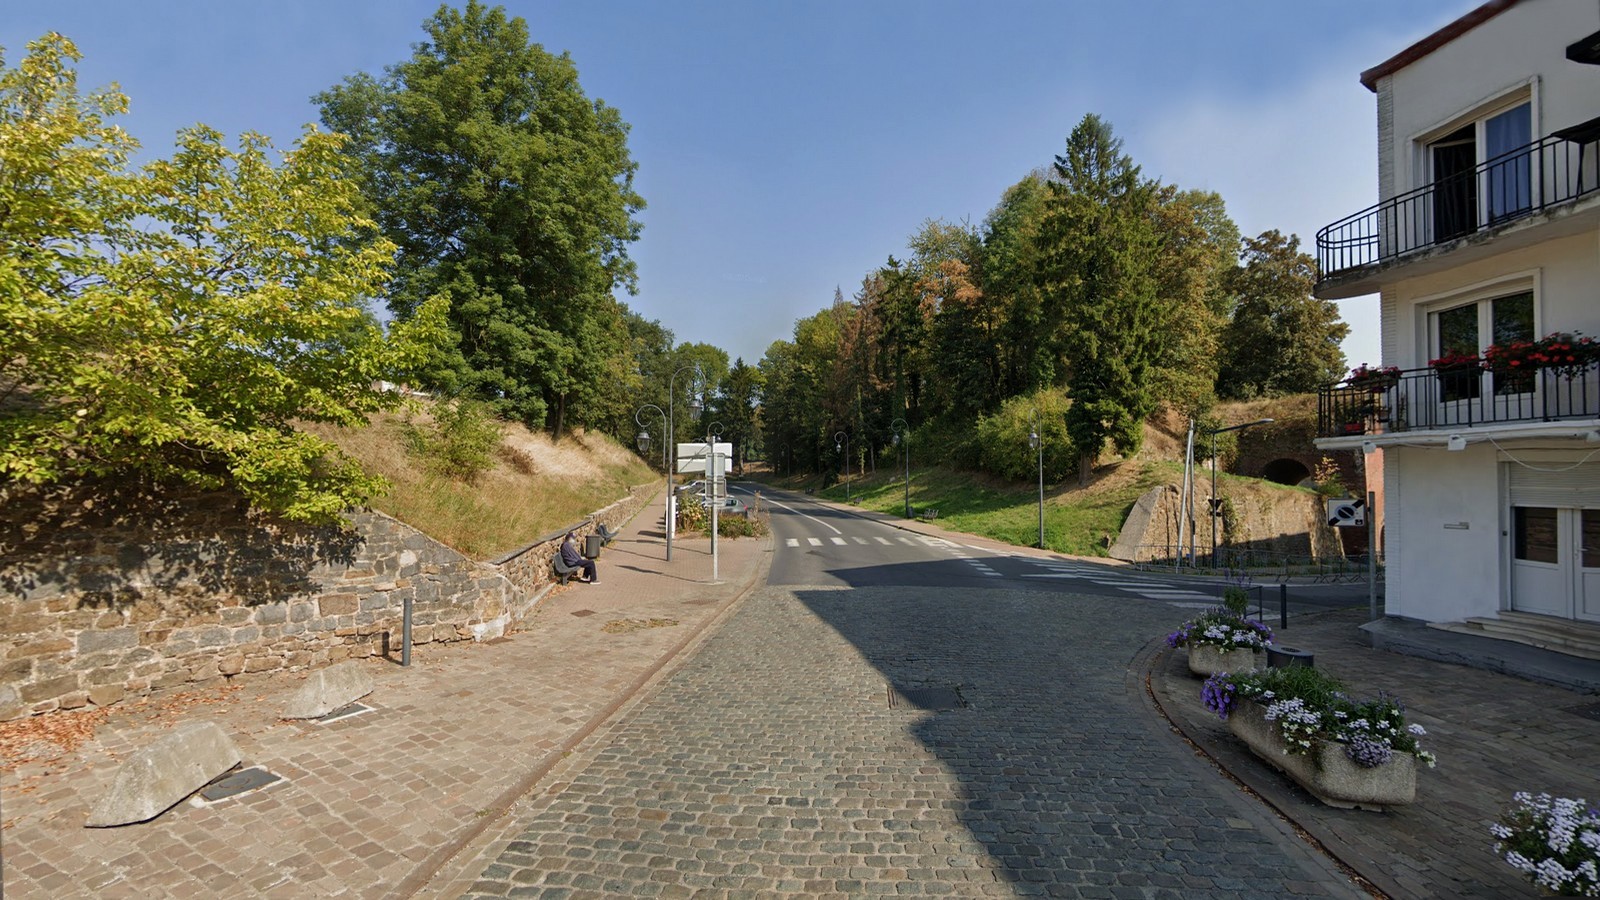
left=1579, top=509, right=1600, bottom=623
left=1510, top=505, right=1569, bottom=617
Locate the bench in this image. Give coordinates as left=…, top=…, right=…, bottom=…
left=552, top=554, right=582, bottom=586
left=917, top=508, right=940, bottom=522
left=596, top=523, right=619, bottom=545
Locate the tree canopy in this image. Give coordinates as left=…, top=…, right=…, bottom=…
left=317, top=1, right=644, bottom=435
left=0, top=34, right=445, bottom=521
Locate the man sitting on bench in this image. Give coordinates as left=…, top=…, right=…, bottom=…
left=559, top=532, right=599, bottom=584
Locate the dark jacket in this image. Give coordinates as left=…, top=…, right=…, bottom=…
left=559, top=536, right=583, bottom=567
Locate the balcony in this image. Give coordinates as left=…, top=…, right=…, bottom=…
left=1317, top=364, right=1600, bottom=440
left=1316, top=122, right=1600, bottom=288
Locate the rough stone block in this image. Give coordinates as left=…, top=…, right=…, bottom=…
left=76, top=627, right=139, bottom=654
left=281, top=661, right=373, bottom=719
left=59, top=691, right=89, bottom=710
left=243, top=656, right=280, bottom=674
left=255, top=605, right=287, bottom=626
left=196, top=626, right=229, bottom=649
left=220, top=607, right=252, bottom=626
left=85, top=721, right=242, bottom=827
left=20, top=674, right=79, bottom=703
left=0, top=685, right=23, bottom=720
left=318, top=593, right=358, bottom=616
left=88, top=684, right=126, bottom=707
left=13, top=638, right=73, bottom=658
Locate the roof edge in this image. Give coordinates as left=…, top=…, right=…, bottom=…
left=1359, top=0, right=1524, bottom=92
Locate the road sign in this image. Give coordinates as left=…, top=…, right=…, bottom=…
left=1326, top=497, right=1366, bottom=527
left=675, top=442, right=731, bottom=474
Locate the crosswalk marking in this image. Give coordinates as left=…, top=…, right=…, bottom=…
left=898, top=537, right=915, bottom=545
left=875, top=536, right=893, bottom=545
left=785, top=538, right=799, bottom=547
left=830, top=537, right=847, bottom=545
left=807, top=537, right=823, bottom=546
left=853, top=536, right=869, bottom=545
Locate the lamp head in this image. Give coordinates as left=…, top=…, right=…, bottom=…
left=1028, top=430, right=1039, bottom=449
left=636, top=430, right=651, bottom=453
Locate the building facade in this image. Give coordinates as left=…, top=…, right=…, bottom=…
left=1314, top=0, right=1600, bottom=644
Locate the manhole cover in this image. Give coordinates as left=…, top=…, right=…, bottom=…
left=889, top=685, right=966, bottom=711
left=1566, top=701, right=1600, bottom=721
left=570, top=609, right=596, bottom=618
left=199, top=766, right=282, bottom=802
left=314, top=701, right=373, bottom=724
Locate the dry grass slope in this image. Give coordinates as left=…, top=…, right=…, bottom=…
left=304, top=409, right=656, bottom=560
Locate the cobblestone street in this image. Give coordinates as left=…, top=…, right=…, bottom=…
left=435, top=585, right=1364, bottom=898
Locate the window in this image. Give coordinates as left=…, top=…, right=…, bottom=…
left=1425, top=100, right=1533, bottom=242
left=1514, top=506, right=1558, bottom=564
left=1430, top=289, right=1534, bottom=400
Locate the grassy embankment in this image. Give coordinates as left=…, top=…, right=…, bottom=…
left=304, top=410, right=657, bottom=560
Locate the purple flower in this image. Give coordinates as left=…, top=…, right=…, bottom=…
left=1345, top=736, right=1393, bottom=768
left=1201, top=673, right=1237, bottom=720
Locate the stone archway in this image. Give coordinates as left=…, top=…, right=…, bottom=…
left=1261, top=457, right=1312, bottom=487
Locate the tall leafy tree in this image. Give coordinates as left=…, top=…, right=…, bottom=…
left=0, top=34, right=445, bottom=521
left=317, top=1, right=644, bottom=434
left=1147, top=187, right=1240, bottom=417
left=1037, top=114, right=1162, bottom=484
left=1218, top=231, right=1349, bottom=398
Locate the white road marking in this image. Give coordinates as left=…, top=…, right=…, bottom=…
left=853, top=536, right=869, bottom=544
left=830, top=537, right=848, bottom=545
left=875, top=536, right=893, bottom=545
left=898, top=537, right=915, bottom=545
left=785, top=538, right=799, bottom=547
left=759, top=494, right=842, bottom=534
left=807, top=537, right=823, bottom=546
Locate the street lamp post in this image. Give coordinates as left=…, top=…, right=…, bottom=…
left=635, top=404, right=668, bottom=558
left=707, top=421, right=724, bottom=582
left=1028, top=410, right=1044, bottom=550
left=779, top=443, right=789, bottom=477
left=1209, top=418, right=1274, bottom=568
left=890, top=418, right=909, bottom=519
left=834, top=431, right=850, bottom=503
left=665, top=364, right=704, bottom=562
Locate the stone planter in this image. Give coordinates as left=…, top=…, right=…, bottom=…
left=1185, top=644, right=1263, bottom=677
left=1227, top=698, right=1416, bottom=810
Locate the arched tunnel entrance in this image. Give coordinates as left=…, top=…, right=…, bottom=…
left=1261, top=457, right=1312, bottom=487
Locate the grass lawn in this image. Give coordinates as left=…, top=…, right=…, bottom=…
left=754, top=461, right=1178, bottom=558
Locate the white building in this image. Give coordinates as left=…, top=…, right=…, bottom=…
left=1315, top=0, right=1600, bottom=668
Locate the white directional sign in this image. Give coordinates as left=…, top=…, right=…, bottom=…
left=1326, top=497, right=1366, bottom=527
left=675, top=442, right=732, bottom=474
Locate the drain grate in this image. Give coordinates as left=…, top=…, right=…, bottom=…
left=570, top=609, right=596, bottom=618
left=314, top=701, right=373, bottom=724
left=889, top=685, right=966, bottom=711
left=1566, top=701, right=1600, bottom=722
left=199, top=766, right=282, bottom=802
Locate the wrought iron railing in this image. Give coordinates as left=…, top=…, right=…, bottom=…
left=1317, top=364, right=1600, bottom=438
left=1316, top=130, right=1600, bottom=278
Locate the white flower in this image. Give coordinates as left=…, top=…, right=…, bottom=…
left=1407, top=723, right=1426, bottom=736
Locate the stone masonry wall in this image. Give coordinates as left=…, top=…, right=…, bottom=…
left=0, top=479, right=654, bottom=721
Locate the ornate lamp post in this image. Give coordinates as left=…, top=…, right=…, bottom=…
left=635, top=404, right=668, bottom=559
left=778, top=443, right=789, bottom=477
left=1209, top=418, right=1274, bottom=567
left=834, top=431, right=850, bottom=503
left=890, top=418, right=909, bottom=519
left=1028, top=410, right=1044, bottom=549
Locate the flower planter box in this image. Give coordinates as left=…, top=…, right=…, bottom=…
left=1227, top=698, right=1416, bottom=810
left=1186, top=645, right=1263, bottom=677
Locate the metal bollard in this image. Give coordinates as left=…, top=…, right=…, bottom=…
left=402, top=594, right=412, bottom=667
left=1267, top=644, right=1313, bottom=668
left=1280, top=583, right=1288, bottom=630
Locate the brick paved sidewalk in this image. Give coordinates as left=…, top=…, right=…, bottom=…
left=0, top=492, right=769, bottom=899
left=1151, top=606, right=1599, bottom=899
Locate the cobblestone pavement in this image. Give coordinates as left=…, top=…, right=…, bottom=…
left=433, top=585, right=1366, bottom=899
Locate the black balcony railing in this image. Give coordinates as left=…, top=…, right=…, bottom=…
left=1317, top=364, right=1600, bottom=439
left=1316, top=128, right=1600, bottom=279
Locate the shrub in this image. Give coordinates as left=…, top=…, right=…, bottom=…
left=972, top=388, right=1074, bottom=482
left=401, top=399, right=503, bottom=482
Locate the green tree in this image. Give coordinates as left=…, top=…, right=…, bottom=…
left=0, top=34, right=445, bottom=522
left=1148, top=187, right=1240, bottom=417
left=317, top=1, right=644, bottom=434
left=1218, top=231, right=1349, bottom=398
left=1038, top=114, right=1162, bottom=484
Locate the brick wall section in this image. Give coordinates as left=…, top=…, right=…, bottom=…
left=0, top=480, right=656, bottom=721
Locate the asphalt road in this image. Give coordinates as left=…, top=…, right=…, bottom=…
left=448, top=487, right=1373, bottom=898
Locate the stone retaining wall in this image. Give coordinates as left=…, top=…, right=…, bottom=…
left=0, top=479, right=656, bottom=721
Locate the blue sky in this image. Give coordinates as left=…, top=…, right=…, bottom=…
left=6, top=1, right=1472, bottom=370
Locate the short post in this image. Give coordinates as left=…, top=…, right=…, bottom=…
left=402, top=594, right=413, bottom=667
left=1279, top=583, right=1288, bottom=631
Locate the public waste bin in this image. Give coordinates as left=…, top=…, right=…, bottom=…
left=584, top=533, right=604, bottom=559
